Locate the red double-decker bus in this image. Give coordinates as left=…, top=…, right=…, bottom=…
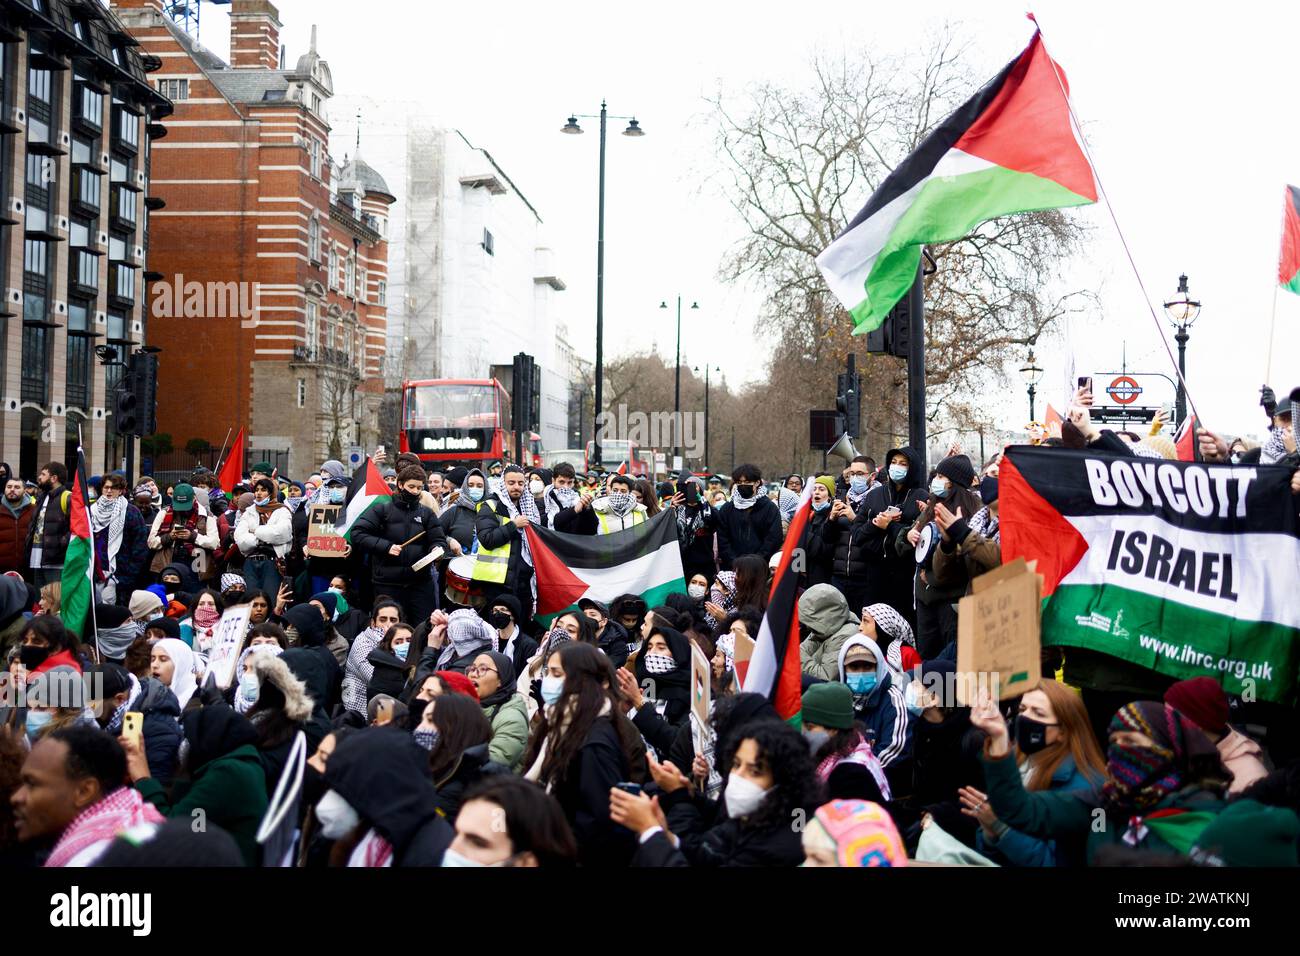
left=399, top=379, right=542, bottom=469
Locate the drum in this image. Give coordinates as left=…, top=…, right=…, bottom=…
left=443, top=555, right=482, bottom=608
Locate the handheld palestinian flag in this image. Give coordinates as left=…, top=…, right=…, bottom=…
left=1001, top=445, right=1300, bottom=703
left=1280, top=185, right=1300, bottom=295
left=216, top=425, right=246, bottom=498
left=60, top=446, right=94, bottom=641
left=335, top=457, right=391, bottom=542
left=1175, top=415, right=1199, bottom=462
left=742, top=478, right=815, bottom=725
left=525, top=510, right=685, bottom=625
left=817, top=28, right=1097, bottom=333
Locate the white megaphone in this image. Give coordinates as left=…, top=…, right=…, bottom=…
left=828, top=432, right=860, bottom=462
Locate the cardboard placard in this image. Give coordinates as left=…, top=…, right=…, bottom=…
left=733, top=631, right=756, bottom=688
left=955, top=557, right=1042, bottom=705
left=206, top=604, right=253, bottom=690
left=305, top=503, right=347, bottom=557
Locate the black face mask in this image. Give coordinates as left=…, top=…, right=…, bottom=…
left=490, top=611, right=513, bottom=630
left=301, top=762, right=328, bottom=810
left=398, top=489, right=420, bottom=506
left=1015, top=714, right=1054, bottom=755
left=19, top=644, right=50, bottom=669
left=736, top=484, right=756, bottom=499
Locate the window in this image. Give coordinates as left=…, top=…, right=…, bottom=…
left=308, top=217, right=320, bottom=261
left=108, top=233, right=129, bottom=262
left=69, top=219, right=91, bottom=248
left=377, top=280, right=386, bottom=306
left=310, top=139, right=321, bottom=179
left=113, top=103, right=139, bottom=151
left=344, top=251, right=355, bottom=298
left=71, top=249, right=98, bottom=291
left=109, top=262, right=135, bottom=306
left=23, top=238, right=48, bottom=323
left=72, top=168, right=101, bottom=214
left=305, top=300, right=318, bottom=357
left=482, top=228, right=494, bottom=256
left=358, top=268, right=367, bottom=303
left=296, top=379, right=306, bottom=408
left=74, top=79, right=102, bottom=131
left=156, top=79, right=188, bottom=101
left=66, top=299, right=93, bottom=410
left=112, top=186, right=137, bottom=228
left=111, top=46, right=122, bottom=67
left=27, top=62, right=53, bottom=147
left=71, top=136, right=96, bottom=167
left=107, top=310, right=127, bottom=342
left=327, top=247, right=337, bottom=289
left=110, top=155, right=133, bottom=184
left=73, top=21, right=85, bottom=42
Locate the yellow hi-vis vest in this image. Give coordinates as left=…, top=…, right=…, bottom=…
left=597, top=509, right=646, bottom=535
left=471, top=501, right=513, bottom=584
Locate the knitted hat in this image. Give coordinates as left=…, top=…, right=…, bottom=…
left=319, top=460, right=347, bottom=481
left=802, top=681, right=855, bottom=730
left=812, top=800, right=908, bottom=868
left=935, top=455, right=975, bottom=490
left=144, top=616, right=181, bottom=640
left=220, top=573, right=246, bottom=594
left=445, top=466, right=469, bottom=489
left=129, top=589, right=164, bottom=622
left=1190, top=799, right=1300, bottom=867
left=1164, top=677, right=1230, bottom=736
left=434, top=670, right=479, bottom=700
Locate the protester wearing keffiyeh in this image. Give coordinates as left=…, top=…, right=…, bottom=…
left=436, top=608, right=497, bottom=670
left=90, top=493, right=129, bottom=601
left=45, top=786, right=164, bottom=868
left=491, top=467, right=542, bottom=568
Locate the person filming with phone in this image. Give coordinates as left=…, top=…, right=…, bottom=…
left=847, top=446, right=925, bottom=621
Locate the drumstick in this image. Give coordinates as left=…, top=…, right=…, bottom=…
left=397, top=530, right=426, bottom=548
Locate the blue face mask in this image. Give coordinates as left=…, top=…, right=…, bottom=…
left=25, top=709, right=53, bottom=741
left=812, top=500, right=831, bottom=512
left=394, top=642, right=409, bottom=661
left=888, top=464, right=908, bottom=483
left=849, top=475, right=868, bottom=493
left=845, top=672, right=877, bottom=695
left=466, top=486, right=484, bottom=502
left=239, top=673, right=259, bottom=703
left=540, top=674, right=564, bottom=706
left=930, top=478, right=949, bottom=499
left=327, top=487, right=346, bottom=504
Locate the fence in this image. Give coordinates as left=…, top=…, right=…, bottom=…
left=141, top=447, right=290, bottom=490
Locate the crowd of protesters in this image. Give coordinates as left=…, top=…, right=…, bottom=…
left=0, top=383, right=1298, bottom=868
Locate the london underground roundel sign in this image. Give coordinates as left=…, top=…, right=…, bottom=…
left=1106, top=375, right=1142, bottom=405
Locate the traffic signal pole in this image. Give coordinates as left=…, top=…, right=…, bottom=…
left=906, top=260, right=926, bottom=475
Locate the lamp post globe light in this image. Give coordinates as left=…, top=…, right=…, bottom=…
left=1019, top=350, right=1044, bottom=423
left=1162, top=273, right=1201, bottom=427
left=561, top=103, right=645, bottom=469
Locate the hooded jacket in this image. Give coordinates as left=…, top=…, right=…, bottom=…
left=133, top=676, right=184, bottom=787
left=432, top=741, right=509, bottom=820
left=281, top=646, right=336, bottom=748
left=158, top=560, right=202, bottom=596
left=439, top=468, right=486, bottom=553
left=324, top=727, right=453, bottom=866
left=234, top=502, right=294, bottom=559
left=798, top=585, right=864, bottom=682
left=477, top=651, right=530, bottom=771
left=0, top=495, right=34, bottom=573
left=351, top=492, right=447, bottom=588
left=135, top=704, right=268, bottom=866
left=714, top=493, right=784, bottom=570
left=248, top=652, right=316, bottom=792
left=835, top=635, right=912, bottom=769
left=828, top=446, right=925, bottom=600
left=488, top=593, right=538, bottom=676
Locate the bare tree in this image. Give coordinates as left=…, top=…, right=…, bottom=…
left=707, top=24, right=1091, bottom=466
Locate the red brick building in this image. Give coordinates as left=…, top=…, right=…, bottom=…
left=112, top=0, right=393, bottom=477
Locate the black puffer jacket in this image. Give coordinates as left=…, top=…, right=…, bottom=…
left=474, top=493, right=534, bottom=591
left=714, top=495, right=784, bottom=570
left=432, top=741, right=509, bottom=820
left=799, top=507, right=835, bottom=588
left=633, top=789, right=804, bottom=867
left=135, top=676, right=184, bottom=787
left=439, top=469, right=486, bottom=552
left=351, top=494, right=448, bottom=588
left=324, top=727, right=453, bottom=866
left=852, top=445, right=927, bottom=604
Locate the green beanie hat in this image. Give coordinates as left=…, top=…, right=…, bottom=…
left=1190, top=799, right=1300, bottom=867
left=814, top=476, right=837, bottom=500
left=802, top=681, right=855, bottom=730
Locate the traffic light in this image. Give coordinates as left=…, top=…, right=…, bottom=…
left=135, top=352, right=159, bottom=435
left=114, top=380, right=139, bottom=435
left=835, top=368, right=861, bottom=438
left=866, top=289, right=914, bottom=359
left=512, top=352, right=537, bottom=432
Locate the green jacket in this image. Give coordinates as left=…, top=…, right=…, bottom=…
left=136, top=743, right=269, bottom=866
left=797, top=584, right=863, bottom=682
left=484, top=693, right=530, bottom=772
left=981, top=748, right=1225, bottom=865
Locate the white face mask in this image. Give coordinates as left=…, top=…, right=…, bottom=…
left=315, top=789, right=361, bottom=839
left=529, top=479, right=545, bottom=496
left=687, top=584, right=708, bottom=600
left=723, top=773, right=770, bottom=820
left=442, top=846, right=509, bottom=868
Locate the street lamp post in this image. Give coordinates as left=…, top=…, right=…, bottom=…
left=1162, top=273, right=1201, bottom=427
left=661, top=297, right=698, bottom=463
left=562, top=104, right=644, bottom=469
left=1019, top=350, right=1044, bottom=423
left=693, top=363, right=719, bottom=472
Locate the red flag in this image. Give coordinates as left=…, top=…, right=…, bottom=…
left=1175, top=415, right=1198, bottom=462
left=216, top=427, right=246, bottom=496
left=1045, top=404, right=1063, bottom=430
left=616, top=460, right=629, bottom=475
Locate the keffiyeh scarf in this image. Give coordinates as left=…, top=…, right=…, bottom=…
left=438, top=609, right=497, bottom=668
left=495, top=490, right=541, bottom=568
left=730, top=485, right=760, bottom=510
left=1261, top=426, right=1288, bottom=465
left=864, top=603, right=914, bottom=677
left=90, top=495, right=128, bottom=584
left=967, top=505, right=1000, bottom=544
left=776, top=487, right=801, bottom=524
left=45, top=787, right=164, bottom=868
left=105, top=673, right=142, bottom=735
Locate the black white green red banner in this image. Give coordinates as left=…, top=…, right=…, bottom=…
left=1001, top=445, right=1300, bottom=703
left=524, top=510, right=686, bottom=625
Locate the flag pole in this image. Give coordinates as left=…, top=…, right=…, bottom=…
left=77, top=423, right=100, bottom=662
left=213, top=426, right=234, bottom=474
left=1032, top=15, right=1205, bottom=429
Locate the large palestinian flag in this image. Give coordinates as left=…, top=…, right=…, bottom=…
left=59, top=446, right=94, bottom=641
left=817, top=28, right=1097, bottom=333
left=335, top=457, right=391, bottom=542
left=742, top=479, right=815, bottom=725
left=1279, top=185, right=1300, bottom=295
left=525, top=510, right=686, bottom=624
left=1001, top=445, right=1300, bottom=703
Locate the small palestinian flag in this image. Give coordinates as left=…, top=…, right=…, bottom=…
left=335, top=456, right=391, bottom=541
left=216, top=425, right=246, bottom=498
left=1279, top=185, right=1300, bottom=295
left=1175, top=414, right=1198, bottom=462
left=60, top=446, right=94, bottom=641
left=742, top=478, right=815, bottom=726
left=817, top=27, right=1097, bottom=333
left=525, top=510, right=685, bottom=625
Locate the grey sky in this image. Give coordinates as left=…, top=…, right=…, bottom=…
left=198, top=0, right=1300, bottom=442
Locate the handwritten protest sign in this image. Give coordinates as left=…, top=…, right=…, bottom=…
left=206, top=604, right=253, bottom=690
left=732, top=631, right=755, bottom=688
left=305, top=503, right=347, bottom=557
left=955, top=557, right=1041, bottom=705
left=690, top=643, right=711, bottom=756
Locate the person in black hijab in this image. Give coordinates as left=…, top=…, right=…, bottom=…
left=623, top=625, right=693, bottom=757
